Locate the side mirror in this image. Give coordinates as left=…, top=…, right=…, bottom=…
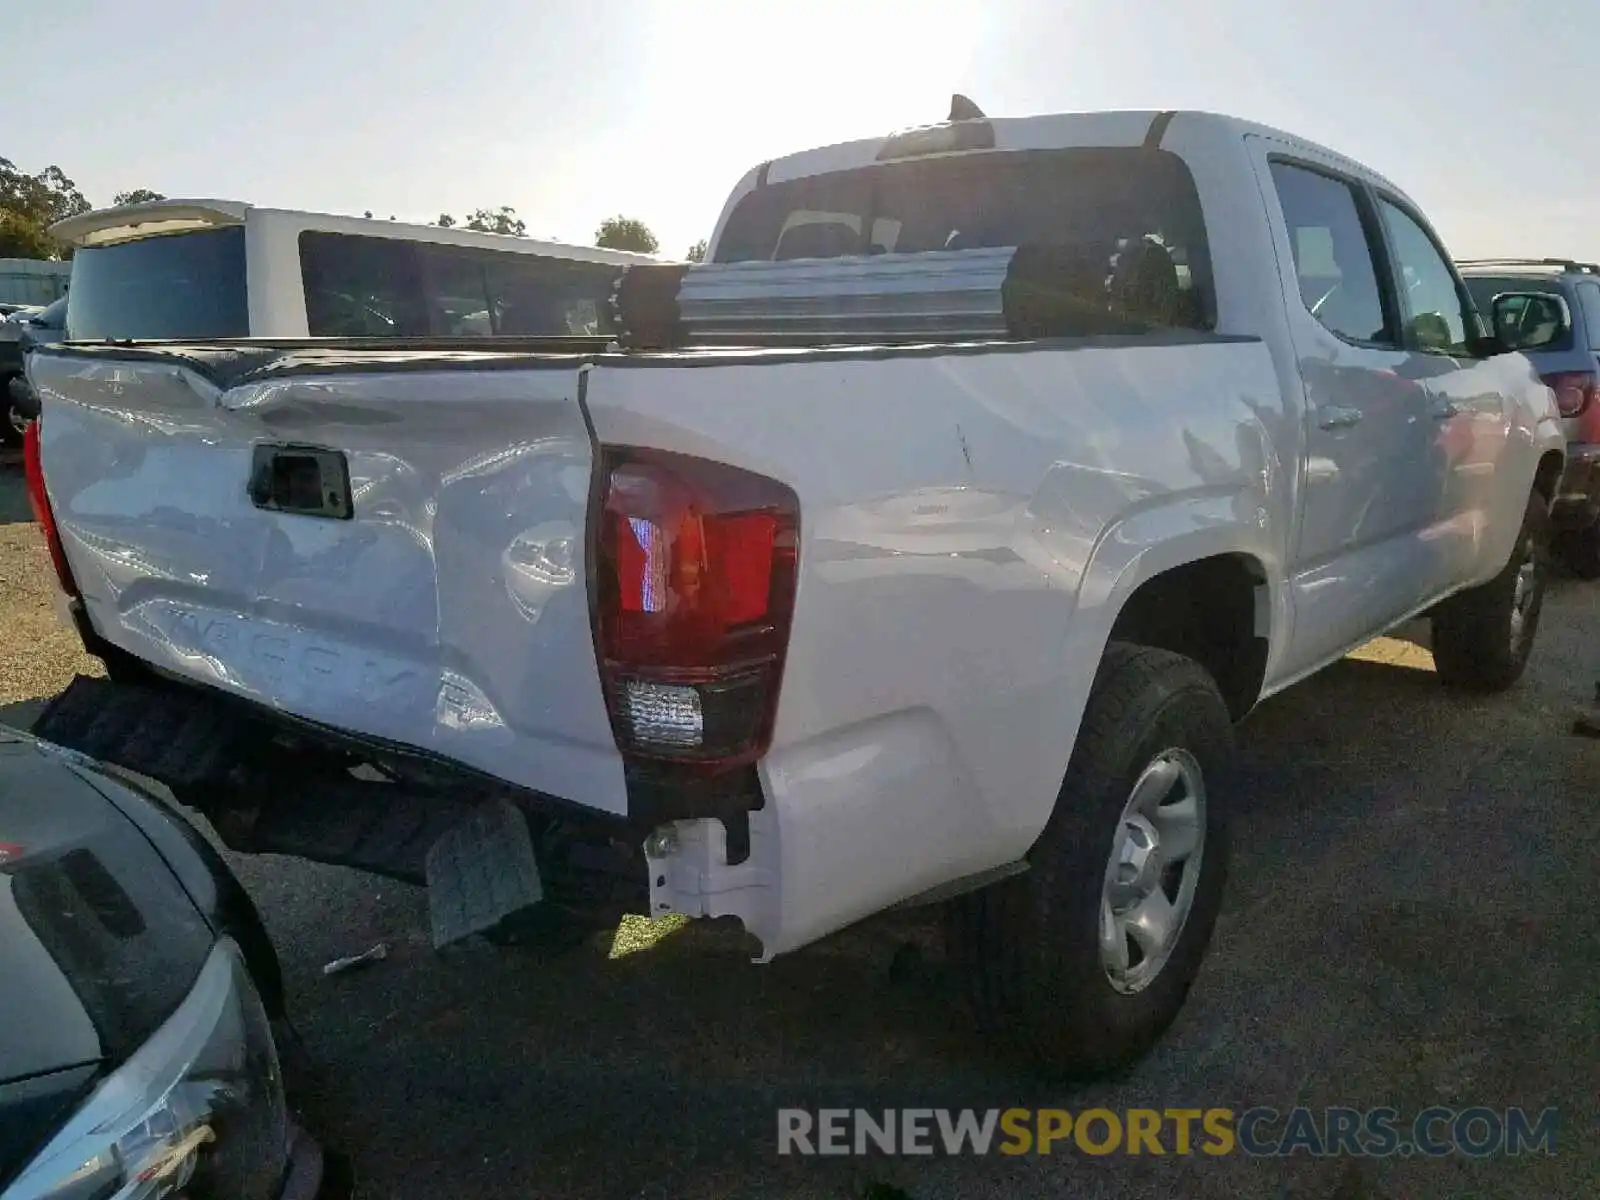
left=1490, top=290, right=1570, bottom=352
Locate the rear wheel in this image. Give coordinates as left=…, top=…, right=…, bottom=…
left=947, top=642, right=1234, bottom=1078
left=1432, top=491, right=1550, bottom=691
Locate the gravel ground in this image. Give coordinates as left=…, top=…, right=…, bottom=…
left=1, top=464, right=1595, bottom=1199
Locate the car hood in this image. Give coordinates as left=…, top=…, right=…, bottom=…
left=0, top=732, right=216, bottom=1178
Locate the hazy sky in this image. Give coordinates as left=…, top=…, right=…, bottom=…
left=11, top=0, right=1599, bottom=262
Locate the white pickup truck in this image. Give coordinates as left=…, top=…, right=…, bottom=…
left=26, top=102, right=1566, bottom=1077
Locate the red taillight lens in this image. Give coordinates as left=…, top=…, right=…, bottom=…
left=1541, top=370, right=1599, bottom=418
left=592, top=447, right=798, bottom=770
left=23, top=418, right=78, bottom=598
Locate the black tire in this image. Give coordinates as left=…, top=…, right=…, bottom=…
left=1555, top=521, right=1600, bottom=581
left=946, top=642, right=1234, bottom=1079
left=1432, top=491, right=1551, bottom=691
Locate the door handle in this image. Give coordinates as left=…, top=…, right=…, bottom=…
left=1317, top=405, right=1363, bottom=431
left=1431, top=398, right=1462, bottom=419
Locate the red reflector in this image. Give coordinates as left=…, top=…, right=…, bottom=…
left=706, top=512, right=778, bottom=624
left=23, top=419, right=78, bottom=598
left=1541, top=370, right=1598, bottom=418
left=593, top=447, right=798, bottom=769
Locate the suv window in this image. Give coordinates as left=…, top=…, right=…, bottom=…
left=66, top=226, right=249, bottom=340
left=299, top=232, right=620, bottom=338
left=715, top=148, right=1215, bottom=331
left=1376, top=199, right=1473, bottom=354
left=1575, top=281, right=1600, bottom=349
left=1268, top=162, right=1389, bottom=344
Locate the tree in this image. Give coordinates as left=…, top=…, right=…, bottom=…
left=112, top=189, right=165, bottom=206
left=0, top=156, right=90, bottom=258
left=435, top=213, right=456, bottom=228
left=596, top=215, right=659, bottom=254
left=0, top=209, right=55, bottom=259
left=464, top=206, right=526, bottom=236
left=685, top=238, right=707, bottom=263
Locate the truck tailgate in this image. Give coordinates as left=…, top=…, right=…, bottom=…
left=29, top=346, right=628, bottom=814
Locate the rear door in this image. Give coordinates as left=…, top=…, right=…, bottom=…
left=30, top=348, right=627, bottom=813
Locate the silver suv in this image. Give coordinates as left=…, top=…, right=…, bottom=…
left=1462, top=259, right=1600, bottom=576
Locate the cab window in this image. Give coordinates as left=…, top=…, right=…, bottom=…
left=1268, top=161, right=1391, bottom=345
left=1377, top=199, right=1474, bottom=354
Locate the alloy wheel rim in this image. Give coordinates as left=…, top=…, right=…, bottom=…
left=1099, top=747, right=1207, bottom=995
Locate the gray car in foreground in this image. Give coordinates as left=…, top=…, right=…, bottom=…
left=0, top=730, right=341, bottom=1200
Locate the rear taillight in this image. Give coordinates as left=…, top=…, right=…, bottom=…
left=23, top=418, right=78, bottom=598
left=1541, top=370, right=1600, bottom=418
left=591, top=447, right=799, bottom=771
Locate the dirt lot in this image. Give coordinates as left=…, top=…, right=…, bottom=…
left=2, top=463, right=1595, bottom=1200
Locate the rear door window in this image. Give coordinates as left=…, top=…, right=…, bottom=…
left=1268, top=161, right=1392, bottom=345
left=66, top=226, right=249, bottom=340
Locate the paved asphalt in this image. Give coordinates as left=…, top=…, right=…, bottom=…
left=1, top=463, right=1595, bottom=1198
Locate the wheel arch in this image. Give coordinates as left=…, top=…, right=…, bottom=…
left=1072, top=496, right=1280, bottom=722
left=1107, top=552, right=1271, bottom=720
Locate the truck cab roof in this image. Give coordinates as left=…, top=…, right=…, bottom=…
left=756, top=109, right=1398, bottom=193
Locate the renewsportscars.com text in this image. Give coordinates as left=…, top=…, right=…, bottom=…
left=777, top=1106, right=1558, bottom=1158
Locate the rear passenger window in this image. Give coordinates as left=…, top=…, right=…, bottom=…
left=1269, top=162, right=1390, bottom=345
left=1577, top=281, right=1600, bottom=349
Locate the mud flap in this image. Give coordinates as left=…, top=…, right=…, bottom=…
left=424, top=798, right=544, bottom=949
